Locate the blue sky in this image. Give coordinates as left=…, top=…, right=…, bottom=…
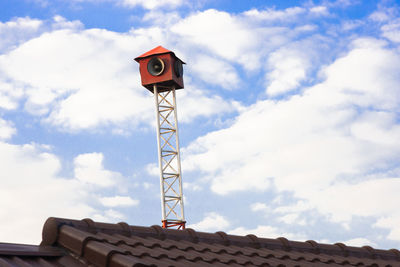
left=0, top=0, right=400, bottom=250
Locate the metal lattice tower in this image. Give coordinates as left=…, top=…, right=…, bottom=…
left=135, top=45, right=186, bottom=229
left=153, top=85, right=185, bottom=229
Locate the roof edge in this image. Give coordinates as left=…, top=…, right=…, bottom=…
left=41, top=217, right=88, bottom=246
left=0, top=242, right=64, bottom=257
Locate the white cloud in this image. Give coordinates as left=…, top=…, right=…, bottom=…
left=305, top=179, right=400, bottom=223
left=92, top=209, right=125, bottom=222
left=120, top=0, right=182, bottom=9
left=142, top=10, right=181, bottom=26
left=309, top=6, right=329, bottom=16
left=177, top=87, right=241, bottom=123
left=254, top=201, right=308, bottom=226
left=0, top=8, right=339, bottom=133
left=370, top=11, right=390, bottom=22
left=0, top=28, right=152, bottom=127
left=188, top=212, right=230, bottom=232
left=369, top=6, right=399, bottom=23
left=74, top=153, right=119, bottom=187
left=171, top=9, right=266, bottom=69
left=183, top=39, right=400, bottom=239
left=168, top=8, right=324, bottom=95
left=0, top=144, right=86, bottom=243
left=104, top=209, right=125, bottom=220
left=0, top=118, right=16, bottom=140
left=243, top=7, right=306, bottom=21
left=28, top=0, right=49, bottom=7
left=0, top=16, right=82, bottom=54
left=381, top=19, right=400, bottom=43
left=266, top=48, right=309, bottom=96
left=350, top=111, right=400, bottom=146
left=374, top=216, right=400, bottom=241
left=0, top=81, right=22, bottom=110
left=99, top=195, right=139, bottom=207
left=230, top=225, right=304, bottom=240
left=0, top=17, right=43, bottom=53
left=278, top=213, right=302, bottom=225
left=190, top=55, right=240, bottom=89
left=183, top=182, right=202, bottom=191
left=273, top=200, right=312, bottom=214
left=0, top=17, right=235, bottom=132
left=341, top=20, right=364, bottom=31
left=322, top=39, right=400, bottom=110
left=250, top=202, right=270, bottom=212
left=0, top=141, right=138, bottom=244
left=142, top=182, right=153, bottom=189
left=343, top=237, right=376, bottom=247
left=146, top=163, right=159, bottom=176
left=51, top=15, right=83, bottom=30
left=66, top=0, right=183, bottom=10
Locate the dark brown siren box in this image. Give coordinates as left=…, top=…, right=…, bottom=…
left=134, top=46, right=185, bottom=93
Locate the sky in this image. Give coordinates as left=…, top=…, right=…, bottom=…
left=0, top=0, right=400, bottom=250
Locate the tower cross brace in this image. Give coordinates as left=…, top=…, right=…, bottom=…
left=153, top=84, right=185, bottom=229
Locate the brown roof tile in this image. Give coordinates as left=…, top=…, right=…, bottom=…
left=0, top=242, right=86, bottom=267
left=1, top=217, right=399, bottom=266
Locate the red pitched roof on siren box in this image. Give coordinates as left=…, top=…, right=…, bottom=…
left=134, top=45, right=173, bottom=61
left=134, top=45, right=185, bottom=63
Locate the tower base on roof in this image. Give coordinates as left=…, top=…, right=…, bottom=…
left=162, top=220, right=186, bottom=230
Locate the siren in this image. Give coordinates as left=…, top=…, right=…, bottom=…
left=174, top=60, right=183, bottom=77
left=148, top=57, right=165, bottom=76
left=134, top=45, right=185, bottom=92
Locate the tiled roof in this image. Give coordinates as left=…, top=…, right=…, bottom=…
left=1, top=217, right=400, bottom=267
left=0, top=242, right=85, bottom=266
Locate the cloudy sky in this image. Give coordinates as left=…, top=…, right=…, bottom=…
left=1, top=0, right=400, bottom=249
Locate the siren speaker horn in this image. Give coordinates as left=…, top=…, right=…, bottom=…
left=174, top=60, right=183, bottom=77
left=148, top=57, right=165, bottom=76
